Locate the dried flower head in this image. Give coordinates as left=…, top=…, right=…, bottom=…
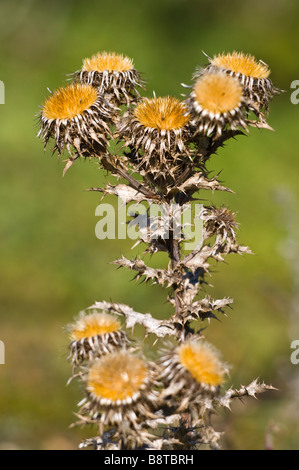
left=202, top=206, right=238, bottom=242
left=135, top=96, right=189, bottom=131
left=160, top=340, right=227, bottom=411
left=79, top=351, right=158, bottom=444
left=38, top=83, right=116, bottom=158
left=206, top=51, right=279, bottom=110
left=186, top=71, right=249, bottom=137
left=118, top=96, right=191, bottom=187
left=75, top=52, right=144, bottom=104
left=211, top=52, right=270, bottom=80
left=120, top=96, right=190, bottom=153
left=68, top=312, right=128, bottom=365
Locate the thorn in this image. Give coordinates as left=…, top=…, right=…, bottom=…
left=202, top=50, right=211, bottom=60
left=62, top=159, right=74, bottom=176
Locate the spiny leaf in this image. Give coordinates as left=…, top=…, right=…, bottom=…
left=87, top=300, right=176, bottom=338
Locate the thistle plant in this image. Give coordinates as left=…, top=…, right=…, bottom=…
left=38, top=51, right=280, bottom=450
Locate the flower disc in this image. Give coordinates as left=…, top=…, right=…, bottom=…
left=82, top=52, right=134, bottom=73
left=134, top=97, right=189, bottom=131
left=193, top=72, right=243, bottom=114
left=42, top=84, right=98, bottom=120
left=177, top=341, right=225, bottom=388
left=70, top=313, right=121, bottom=341
left=211, top=52, right=270, bottom=79
left=87, top=352, right=148, bottom=403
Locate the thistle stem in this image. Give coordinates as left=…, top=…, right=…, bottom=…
left=168, top=222, right=182, bottom=316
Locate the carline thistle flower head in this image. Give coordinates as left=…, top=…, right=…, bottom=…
left=68, top=312, right=128, bottom=365
left=118, top=96, right=191, bottom=187
left=204, top=51, right=280, bottom=111
left=38, top=83, right=116, bottom=158
left=186, top=71, right=250, bottom=137
left=160, top=340, right=227, bottom=411
left=75, top=51, right=144, bottom=104
left=119, top=96, right=190, bottom=156
left=79, top=351, right=158, bottom=436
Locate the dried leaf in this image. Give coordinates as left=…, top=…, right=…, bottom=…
left=88, top=301, right=176, bottom=338
left=179, top=296, right=233, bottom=322
left=178, top=173, right=233, bottom=194
left=217, top=379, right=277, bottom=409
left=112, top=256, right=179, bottom=288
left=89, top=183, right=149, bottom=203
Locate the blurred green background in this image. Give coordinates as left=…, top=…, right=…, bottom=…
left=1, top=0, right=299, bottom=450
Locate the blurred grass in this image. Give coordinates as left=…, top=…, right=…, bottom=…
left=0, top=0, right=299, bottom=449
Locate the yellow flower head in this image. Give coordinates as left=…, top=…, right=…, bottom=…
left=80, top=351, right=158, bottom=439
left=76, top=52, right=143, bottom=105
left=134, top=97, right=189, bottom=131
left=70, top=312, right=121, bottom=342
left=205, top=51, right=280, bottom=114
left=193, top=72, right=243, bottom=115
left=39, top=83, right=115, bottom=160
left=42, top=84, right=98, bottom=121
left=87, top=352, right=148, bottom=404
left=211, top=51, right=270, bottom=79
left=117, top=95, right=190, bottom=177
left=177, top=340, right=226, bottom=388
left=160, top=339, right=227, bottom=409
left=82, top=52, right=134, bottom=73
left=68, top=312, right=127, bottom=365
left=186, top=71, right=248, bottom=136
